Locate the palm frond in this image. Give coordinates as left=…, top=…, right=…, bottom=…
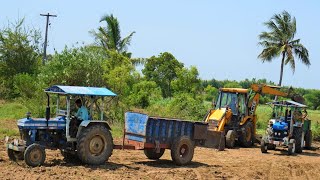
left=293, top=43, right=310, bottom=66
left=258, top=46, right=280, bottom=62
left=119, top=31, right=135, bottom=52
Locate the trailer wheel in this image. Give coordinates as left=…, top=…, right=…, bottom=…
left=144, top=148, right=165, bottom=160
left=293, top=127, right=303, bottom=153
left=24, top=144, right=46, bottom=167
left=239, top=121, right=254, bottom=147
left=226, top=130, right=236, bottom=148
left=77, top=124, right=113, bottom=165
left=304, top=130, right=312, bottom=149
left=171, top=136, right=194, bottom=166
left=288, top=139, right=295, bottom=155
left=260, top=140, right=268, bottom=153
left=7, top=147, right=24, bottom=161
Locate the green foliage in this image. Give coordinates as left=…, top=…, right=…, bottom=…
left=304, top=90, right=320, bottom=110
left=91, top=14, right=135, bottom=58
left=0, top=19, right=41, bottom=98
left=13, top=73, right=38, bottom=98
left=146, top=95, right=206, bottom=121
left=143, top=52, right=184, bottom=98
left=171, top=66, right=201, bottom=96
left=204, top=85, right=218, bottom=102
left=168, top=93, right=206, bottom=120
left=0, top=101, right=27, bottom=120
left=223, top=81, right=242, bottom=88
left=256, top=105, right=273, bottom=131
left=258, top=10, right=310, bottom=86
left=103, top=50, right=135, bottom=97
left=128, top=80, right=162, bottom=108
left=39, top=46, right=106, bottom=87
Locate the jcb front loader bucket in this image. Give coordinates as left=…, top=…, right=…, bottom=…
left=204, top=130, right=225, bottom=151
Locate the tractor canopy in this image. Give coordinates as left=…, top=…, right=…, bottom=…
left=45, top=85, right=117, bottom=96
left=17, top=85, right=117, bottom=131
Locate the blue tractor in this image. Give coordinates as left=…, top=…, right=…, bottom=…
left=5, top=85, right=117, bottom=167
left=260, top=100, right=312, bottom=155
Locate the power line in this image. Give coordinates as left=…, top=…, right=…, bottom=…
left=40, top=13, right=57, bottom=65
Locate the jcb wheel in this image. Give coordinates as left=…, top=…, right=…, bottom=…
left=226, top=130, right=236, bottom=148
left=293, top=127, right=303, bottom=153
left=239, top=122, right=254, bottom=147
left=171, top=136, right=194, bottom=166
left=77, top=124, right=113, bottom=165
left=144, top=148, right=165, bottom=160
left=288, top=139, right=296, bottom=155
left=24, top=144, right=46, bottom=167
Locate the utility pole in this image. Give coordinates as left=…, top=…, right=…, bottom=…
left=40, top=13, right=57, bottom=65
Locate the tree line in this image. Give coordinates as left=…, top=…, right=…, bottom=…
left=0, top=13, right=319, bottom=123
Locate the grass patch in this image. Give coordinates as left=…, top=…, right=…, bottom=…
left=0, top=128, right=19, bottom=138
left=110, top=123, right=124, bottom=138
left=0, top=101, right=27, bottom=120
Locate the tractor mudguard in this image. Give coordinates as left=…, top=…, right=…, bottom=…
left=76, top=120, right=112, bottom=138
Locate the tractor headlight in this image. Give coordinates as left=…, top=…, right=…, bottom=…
left=14, top=139, right=19, bottom=146
left=4, top=136, right=9, bottom=143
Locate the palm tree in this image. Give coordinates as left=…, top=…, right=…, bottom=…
left=92, top=14, right=135, bottom=58
left=258, top=11, right=310, bottom=87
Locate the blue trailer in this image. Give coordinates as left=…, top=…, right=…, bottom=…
left=122, top=112, right=209, bottom=165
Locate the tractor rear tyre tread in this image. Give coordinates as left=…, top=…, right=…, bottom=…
left=288, top=139, right=295, bottom=155
left=239, top=121, right=254, bottom=148
left=144, top=148, right=165, bottom=160
left=24, top=144, right=46, bottom=167
left=304, top=130, right=312, bottom=149
left=171, top=136, right=195, bottom=166
left=293, top=127, right=303, bottom=153
left=260, top=140, right=268, bottom=153
left=77, top=124, right=113, bottom=165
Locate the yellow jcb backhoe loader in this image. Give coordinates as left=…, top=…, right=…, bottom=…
left=203, top=84, right=288, bottom=150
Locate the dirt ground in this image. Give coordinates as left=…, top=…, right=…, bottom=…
left=0, top=140, right=319, bottom=180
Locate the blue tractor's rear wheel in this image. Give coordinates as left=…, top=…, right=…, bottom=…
left=76, top=124, right=113, bottom=165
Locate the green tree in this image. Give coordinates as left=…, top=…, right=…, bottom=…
left=39, top=46, right=106, bottom=87
left=128, top=80, right=162, bottom=108
left=171, top=66, right=201, bottom=96
left=223, top=81, right=242, bottom=88
left=204, top=85, right=218, bottom=102
left=0, top=19, right=41, bottom=97
left=91, top=14, right=135, bottom=58
left=258, top=10, right=310, bottom=86
left=304, top=90, right=320, bottom=110
left=142, top=52, right=184, bottom=98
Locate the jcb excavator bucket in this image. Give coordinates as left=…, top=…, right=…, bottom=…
left=204, top=130, right=225, bottom=151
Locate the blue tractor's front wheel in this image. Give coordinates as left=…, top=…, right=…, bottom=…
left=24, top=144, right=46, bottom=167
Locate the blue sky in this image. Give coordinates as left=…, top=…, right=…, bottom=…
left=1, top=1, right=319, bottom=89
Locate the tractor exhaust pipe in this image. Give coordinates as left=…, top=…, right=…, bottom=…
left=46, top=93, right=50, bottom=127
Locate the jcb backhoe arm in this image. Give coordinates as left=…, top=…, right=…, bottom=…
left=248, top=84, right=288, bottom=116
